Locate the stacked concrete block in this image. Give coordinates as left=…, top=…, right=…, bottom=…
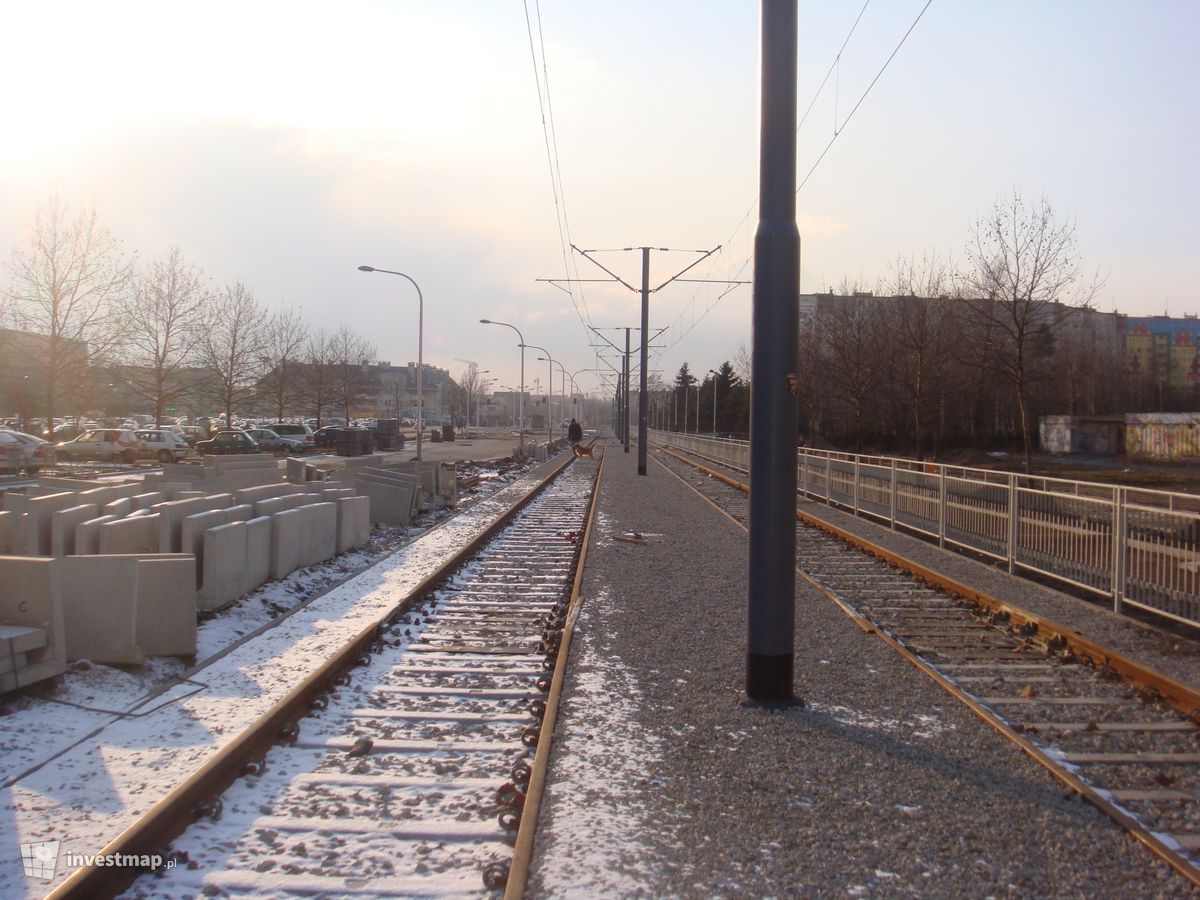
left=99, top=513, right=163, bottom=555
left=336, top=496, right=371, bottom=553
left=200, top=522, right=248, bottom=611
left=50, top=504, right=100, bottom=557
left=0, top=557, right=66, bottom=692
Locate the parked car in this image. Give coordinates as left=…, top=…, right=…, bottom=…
left=269, top=423, right=314, bottom=446
left=48, top=422, right=87, bottom=442
left=0, top=429, right=55, bottom=475
left=244, top=427, right=305, bottom=455
left=55, top=428, right=140, bottom=463
left=195, top=429, right=260, bottom=455
left=0, top=431, right=28, bottom=475
left=312, top=425, right=367, bottom=450
left=134, top=429, right=191, bottom=463
left=180, top=425, right=208, bottom=446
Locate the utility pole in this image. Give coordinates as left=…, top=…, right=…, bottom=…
left=747, top=0, right=801, bottom=704
left=543, top=247, right=745, bottom=474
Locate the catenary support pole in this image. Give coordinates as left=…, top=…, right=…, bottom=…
left=637, top=247, right=650, bottom=474
left=747, top=0, right=800, bottom=703
left=623, top=327, right=631, bottom=454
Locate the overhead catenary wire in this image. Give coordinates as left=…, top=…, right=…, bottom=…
left=523, top=0, right=593, bottom=344
left=659, top=0, right=932, bottom=359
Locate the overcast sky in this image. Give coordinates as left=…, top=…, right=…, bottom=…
left=2, top=1, right=1196, bottom=398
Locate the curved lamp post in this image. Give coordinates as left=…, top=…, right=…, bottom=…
left=358, top=265, right=424, bottom=461
left=708, top=368, right=720, bottom=436
left=480, top=319, right=525, bottom=455
left=525, top=344, right=554, bottom=443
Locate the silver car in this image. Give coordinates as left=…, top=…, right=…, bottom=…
left=134, top=429, right=191, bottom=464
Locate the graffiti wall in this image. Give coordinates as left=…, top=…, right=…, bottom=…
left=1124, top=413, right=1200, bottom=461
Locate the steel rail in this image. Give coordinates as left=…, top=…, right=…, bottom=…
left=505, top=440, right=607, bottom=898
left=655, top=444, right=1200, bottom=889
left=47, top=450, right=582, bottom=900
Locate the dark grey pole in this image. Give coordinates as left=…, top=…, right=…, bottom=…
left=637, top=247, right=650, bottom=474
left=623, top=327, right=631, bottom=453
left=747, top=0, right=800, bottom=702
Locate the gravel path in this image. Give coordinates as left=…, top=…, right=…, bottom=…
left=528, top=446, right=1194, bottom=897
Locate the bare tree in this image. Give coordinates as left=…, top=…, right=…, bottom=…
left=7, top=199, right=134, bottom=427
left=965, top=191, right=1100, bottom=472
left=300, top=328, right=335, bottom=427
left=458, top=363, right=488, bottom=428
left=881, top=255, right=959, bottom=458
left=198, top=283, right=269, bottom=426
left=258, top=306, right=309, bottom=421
left=328, top=325, right=376, bottom=422
left=816, top=292, right=883, bottom=451
left=123, top=247, right=211, bottom=425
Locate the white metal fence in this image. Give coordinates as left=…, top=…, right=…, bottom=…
left=651, top=430, right=1200, bottom=630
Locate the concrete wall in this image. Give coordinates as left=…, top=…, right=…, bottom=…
left=99, top=513, right=163, bottom=555
left=58, top=556, right=143, bottom=664
left=200, top=522, right=247, bottom=612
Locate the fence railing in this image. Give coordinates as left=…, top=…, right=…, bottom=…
left=650, top=430, right=1200, bottom=630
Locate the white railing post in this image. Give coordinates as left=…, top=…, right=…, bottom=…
left=1007, top=474, right=1018, bottom=575
left=853, top=456, right=860, bottom=514
left=1112, top=486, right=1127, bottom=614
left=938, top=465, right=947, bottom=548
left=889, top=459, right=897, bottom=529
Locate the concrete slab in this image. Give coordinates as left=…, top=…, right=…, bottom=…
left=180, top=510, right=228, bottom=589
left=336, top=496, right=370, bottom=553
left=50, top=504, right=100, bottom=557
left=102, top=497, right=132, bottom=518
left=242, top=516, right=272, bottom=596
left=298, top=502, right=337, bottom=568
left=0, top=511, right=21, bottom=554
left=269, top=508, right=303, bottom=580
left=74, top=515, right=120, bottom=555
left=58, top=556, right=143, bottom=665
left=352, top=478, right=415, bottom=525
left=224, top=503, right=252, bottom=523
left=134, top=557, right=197, bottom=657
left=26, top=492, right=83, bottom=555
left=153, top=497, right=214, bottom=552
left=200, top=522, right=247, bottom=611
left=99, top=513, right=163, bottom=555
left=131, top=492, right=166, bottom=510
left=236, top=483, right=300, bottom=506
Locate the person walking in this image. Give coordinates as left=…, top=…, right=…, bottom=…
left=567, top=418, right=583, bottom=444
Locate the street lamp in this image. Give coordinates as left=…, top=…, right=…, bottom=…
left=358, top=265, right=424, bottom=461
left=708, top=368, right=719, bottom=436
left=480, top=319, right=525, bottom=455
left=525, top=344, right=555, bottom=443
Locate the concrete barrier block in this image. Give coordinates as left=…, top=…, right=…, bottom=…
left=26, top=493, right=82, bottom=555
left=336, top=496, right=370, bottom=553
left=201, top=492, right=235, bottom=511
left=172, top=491, right=206, bottom=500
left=242, top=516, right=272, bottom=596
left=99, top=513, right=163, bottom=555
left=135, top=558, right=197, bottom=657
left=224, top=503, right=252, bottom=523
left=299, top=502, right=337, bottom=568
left=132, top=492, right=166, bottom=510
left=50, top=504, right=100, bottom=557
left=286, top=457, right=306, bottom=483
left=180, top=510, right=228, bottom=588
left=237, top=483, right=298, bottom=506
left=102, top=497, right=133, bottom=518
left=74, top=515, right=120, bottom=555
left=0, top=556, right=67, bottom=688
left=58, top=556, right=143, bottom=664
left=354, top=477, right=416, bottom=525
left=200, top=522, right=247, bottom=611
left=253, top=493, right=313, bottom=518
left=153, top=497, right=211, bottom=551
left=269, top=508, right=304, bottom=580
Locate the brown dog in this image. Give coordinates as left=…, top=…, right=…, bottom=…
left=573, top=440, right=597, bottom=458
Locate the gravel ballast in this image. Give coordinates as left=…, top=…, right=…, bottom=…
left=528, top=445, right=1194, bottom=896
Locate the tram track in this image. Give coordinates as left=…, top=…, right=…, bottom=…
left=653, top=444, right=1200, bottom=889
left=41, top=452, right=602, bottom=899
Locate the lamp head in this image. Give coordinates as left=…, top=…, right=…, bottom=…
left=479, top=318, right=491, bottom=324
left=357, top=265, right=375, bottom=272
